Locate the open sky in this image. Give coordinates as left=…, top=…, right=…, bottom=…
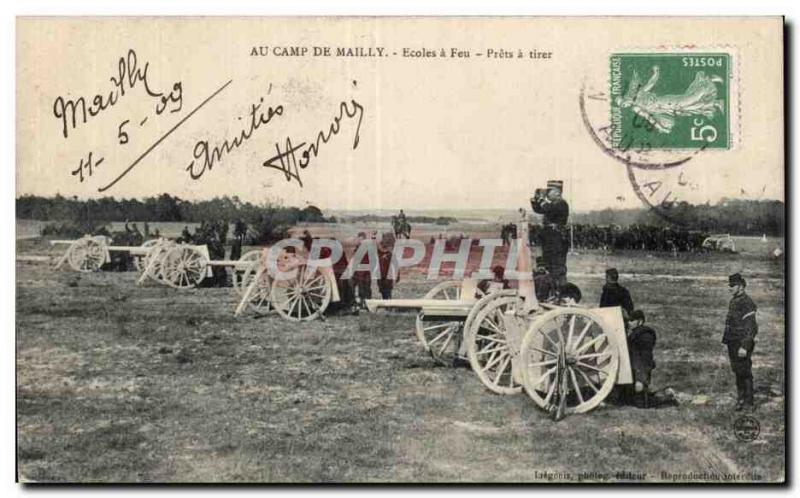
left=17, top=17, right=783, bottom=213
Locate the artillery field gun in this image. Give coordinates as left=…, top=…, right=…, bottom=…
left=48, top=211, right=629, bottom=418
left=366, top=212, right=631, bottom=418
left=50, top=236, right=339, bottom=322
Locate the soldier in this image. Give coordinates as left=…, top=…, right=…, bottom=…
left=230, top=235, right=243, bottom=261
left=533, top=262, right=555, bottom=302
left=723, top=273, right=758, bottom=411
left=320, top=239, right=354, bottom=314
left=230, top=219, right=247, bottom=261
left=234, top=219, right=248, bottom=241
left=377, top=241, right=399, bottom=300
left=300, top=230, right=313, bottom=252
left=599, top=268, right=634, bottom=322
left=180, top=225, right=192, bottom=244
left=129, top=222, right=144, bottom=246
left=531, top=180, right=569, bottom=294
left=205, top=221, right=227, bottom=287
left=477, top=265, right=511, bottom=295
left=352, top=232, right=372, bottom=307
left=627, top=309, right=657, bottom=408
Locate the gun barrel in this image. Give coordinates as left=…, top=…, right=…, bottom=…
left=364, top=298, right=475, bottom=317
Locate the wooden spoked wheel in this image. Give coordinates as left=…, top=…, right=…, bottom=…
left=233, top=250, right=263, bottom=295
left=519, top=308, right=619, bottom=415
left=270, top=264, right=332, bottom=321
left=140, top=240, right=174, bottom=284
left=240, top=260, right=273, bottom=315
left=462, top=289, right=518, bottom=338
left=414, top=280, right=485, bottom=366
left=133, top=239, right=160, bottom=272
left=67, top=237, right=107, bottom=272
left=466, top=294, right=525, bottom=395
left=161, top=245, right=208, bottom=289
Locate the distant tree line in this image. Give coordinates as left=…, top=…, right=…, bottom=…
left=571, top=199, right=784, bottom=236
left=17, top=194, right=334, bottom=244
left=17, top=194, right=332, bottom=224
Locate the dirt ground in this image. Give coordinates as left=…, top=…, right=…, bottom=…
left=15, top=229, right=785, bottom=483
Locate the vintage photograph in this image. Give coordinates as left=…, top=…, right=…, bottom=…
left=15, top=16, right=785, bottom=483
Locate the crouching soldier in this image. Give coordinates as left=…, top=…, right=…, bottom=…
left=627, top=309, right=656, bottom=408
left=723, top=273, right=758, bottom=411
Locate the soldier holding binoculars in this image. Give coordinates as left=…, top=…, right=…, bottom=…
left=531, top=180, right=570, bottom=296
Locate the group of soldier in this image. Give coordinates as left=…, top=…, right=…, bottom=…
left=529, top=180, right=758, bottom=412
left=508, top=219, right=710, bottom=253
left=506, top=215, right=710, bottom=254
left=306, top=230, right=400, bottom=315
left=105, top=222, right=161, bottom=271
left=569, top=223, right=709, bottom=253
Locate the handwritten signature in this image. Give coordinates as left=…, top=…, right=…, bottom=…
left=262, top=100, right=364, bottom=187
left=52, top=49, right=183, bottom=139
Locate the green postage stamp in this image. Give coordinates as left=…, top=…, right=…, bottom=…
left=610, top=53, right=731, bottom=150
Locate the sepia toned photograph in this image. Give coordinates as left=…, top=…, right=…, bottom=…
left=14, top=16, right=785, bottom=483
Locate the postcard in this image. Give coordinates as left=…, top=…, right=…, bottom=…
left=16, top=16, right=785, bottom=483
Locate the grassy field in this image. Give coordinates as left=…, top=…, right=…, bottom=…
left=15, top=228, right=785, bottom=483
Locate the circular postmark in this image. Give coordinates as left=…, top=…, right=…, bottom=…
left=579, top=84, right=707, bottom=225
left=579, top=84, right=703, bottom=172
left=733, top=415, right=760, bottom=442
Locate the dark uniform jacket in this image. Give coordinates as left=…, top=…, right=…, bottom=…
left=599, top=283, right=634, bottom=317
left=477, top=278, right=510, bottom=295
left=352, top=241, right=374, bottom=283
left=723, top=293, right=758, bottom=347
left=531, top=197, right=569, bottom=228
left=628, top=325, right=656, bottom=376
left=377, top=248, right=398, bottom=289
left=531, top=197, right=570, bottom=276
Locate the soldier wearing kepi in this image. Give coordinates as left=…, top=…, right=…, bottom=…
left=531, top=180, right=570, bottom=295
left=723, top=273, right=758, bottom=412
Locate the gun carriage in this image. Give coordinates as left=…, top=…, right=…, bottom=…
left=366, top=212, right=632, bottom=417
left=52, top=236, right=339, bottom=321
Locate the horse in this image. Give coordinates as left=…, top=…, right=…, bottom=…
left=392, top=216, right=411, bottom=239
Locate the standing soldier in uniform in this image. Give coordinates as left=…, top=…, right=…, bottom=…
left=377, top=240, right=399, bottom=300
left=531, top=180, right=570, bottom=296
left=599, top=268, right=635, bottom=323
left=352, top=232, right=373, bottom=308
left=230, top=219, right=247, bottom=261
left=723, top=273, right=758, bottom=411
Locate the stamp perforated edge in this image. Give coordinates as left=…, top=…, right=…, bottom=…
left=605, top=45, right=741, bottom=152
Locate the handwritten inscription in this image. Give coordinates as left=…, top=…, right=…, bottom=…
left=50, top=48, right=364, bottom=191
left=263, top=100, right=364, bottom=187
left=186, top=96, right=285, bottom=179
left=52, top=49, right=183, bottom=139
